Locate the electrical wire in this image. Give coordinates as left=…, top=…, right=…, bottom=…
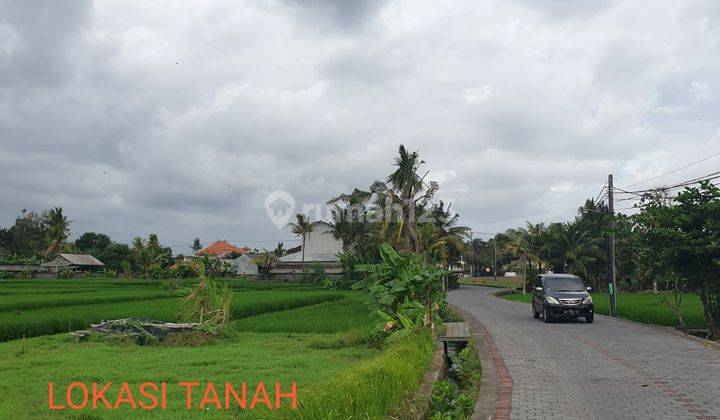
left=615, top=171, right=720, bottom=195
left=623, top=151, right=720, bottom=188
left=594, top=185, right=607, bottom=203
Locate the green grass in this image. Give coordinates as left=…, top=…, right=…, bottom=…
left=295, top=331, right=434, bottom=419
left=0, top=289, right=173, bottom=312
left=501, top=292, right=707, bottom=327
left=0, top=331, right=379, bottom=419
left=233, top=293, right=370, bottom=334
left=459, top=276, right=523, bottom=289
left=0, top=291, right=344, bottom=341
left=0, top=279, right=437, bottom=418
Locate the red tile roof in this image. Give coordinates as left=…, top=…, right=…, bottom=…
left=197, top=241, right=249, bottom=257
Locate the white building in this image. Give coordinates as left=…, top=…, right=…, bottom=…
left=230, top=254, right=259, bottom=276
left=273, top=221, right=344, bottom=276
left=279, top=221, right=343, bottom=263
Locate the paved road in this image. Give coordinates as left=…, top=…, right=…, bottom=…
left=449, top=286, right=720, bottom=420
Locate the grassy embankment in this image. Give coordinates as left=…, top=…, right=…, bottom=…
left=459, top=276, right=523, bottom=289
left=502, top=292, right=706, bottom=327
left=0, top=278, right=435, bottom=418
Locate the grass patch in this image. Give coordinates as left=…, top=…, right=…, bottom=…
left=459, top=276, right=523, bottom=289
left=295, top=331, right=434, bottom=419
left=233, top=292, right=370, bottom=334
left=501, top=292, right=707, bottom=327
left=0, top=289, right=173, bottom=312
left=0, top=331, right=379, bottom=419
left=0, top=291, right=344, bottom=341
left=0, top=279, right=438, bottom=419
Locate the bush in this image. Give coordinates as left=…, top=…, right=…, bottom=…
left=455, top=340, right=481, bottom=391
left=354, top=243, right=446, bottom=341
left=302, top=262, right=328, bottom=285
left=429, top=379, right=475, bottom=419
left=178, top=263, right=233, bottom=334
left=430, top=339, right=481, bottom=419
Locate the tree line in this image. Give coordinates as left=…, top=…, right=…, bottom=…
left=467, top=181, right=719, bottom=338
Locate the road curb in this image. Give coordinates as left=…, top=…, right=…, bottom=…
left=450, top=304, right=512, bottom=420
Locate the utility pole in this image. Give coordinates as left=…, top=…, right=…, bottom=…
left=607, top=174, right=618, bottom=317
left=493, top=240, right=498, bottom=281
left=469, top=232, right=475, bottom=277
left=522, top=234, right=527, bottom=295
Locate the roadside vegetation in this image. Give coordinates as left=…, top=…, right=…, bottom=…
left=466, top=182, right=720, bottom=337
left=502, top=292, right=707, bottom=328
left=459, top=276, right=523, bottom=289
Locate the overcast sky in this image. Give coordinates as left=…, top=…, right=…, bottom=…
left=1, top=0, right=719, bottom=253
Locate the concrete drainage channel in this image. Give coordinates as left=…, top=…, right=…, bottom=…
left=450, top=304, right=513, bottom=420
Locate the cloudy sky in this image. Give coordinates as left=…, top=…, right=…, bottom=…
left=2, top=0, right=719, bottom=253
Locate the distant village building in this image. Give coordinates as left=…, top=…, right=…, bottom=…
left=41, top=254, right=104, bottom=273
left=273, top=221, right=344, bottom=277
left=230, top=254, right=259, bottom=276
left=197, top=241, right=250, bottom=258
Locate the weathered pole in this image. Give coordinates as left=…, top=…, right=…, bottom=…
left=607, top=174, right=618, bottom=317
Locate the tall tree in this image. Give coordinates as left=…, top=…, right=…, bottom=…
left=43, top=207, right=71, bottom=259
left=2, top=210, right=46, bottom=259
left=670, top=182, right=720, bottom=338
left=74, top=232, right=131, bottom=271
left=370, top=145, right=438, bottom=253
left=192, top=238, right=202, bottom=253
left=289, top=213, right=314, bottom=270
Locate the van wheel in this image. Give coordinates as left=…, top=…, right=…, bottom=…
left=586, top=315, right=594, bottom=324
left=543, top=306, right=552, bottom=323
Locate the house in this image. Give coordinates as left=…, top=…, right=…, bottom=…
left=41, top=254, right=104, bottom=273
left=197, top=241, right=250, bottom=258
left=273, top=221, right=344, bottom=277
left=230, top=254, right=259, bottom=276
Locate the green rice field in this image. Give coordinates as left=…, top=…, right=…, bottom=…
left=0, top=278, right=433, bottom=418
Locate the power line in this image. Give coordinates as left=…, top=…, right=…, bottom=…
left=594, top=185, right=607, bottom=203
left=616, top=170, right=720, bottom=195
left=623, top=151, right=720, bottom=188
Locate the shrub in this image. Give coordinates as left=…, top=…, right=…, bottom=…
left=178, top=263, right=233, bottom=334
left=429, top=379, right=475, bottom=420
left=354, top=243, right=446, bottom=340
left=455, top=340, right=481, bottom=391
left=19, top=267, right=33, bottom=280
left=302, top=262, right=328, bottom=285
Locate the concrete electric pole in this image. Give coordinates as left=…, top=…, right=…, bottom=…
left=607, top=174, right=618, bottom=317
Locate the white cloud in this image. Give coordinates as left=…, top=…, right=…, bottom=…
left=2, top=0, right=720, bottom=251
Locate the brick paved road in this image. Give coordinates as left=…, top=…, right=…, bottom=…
left=449, top=286, right=720, bottom=420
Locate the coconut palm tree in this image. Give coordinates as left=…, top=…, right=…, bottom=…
left=370, top=145, right=438, bottom=253
left=44, top=207, right=71, bottom=259
left=420, top=201, right=470, bottom=267
left=289, top=213, right=314, bottom=270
